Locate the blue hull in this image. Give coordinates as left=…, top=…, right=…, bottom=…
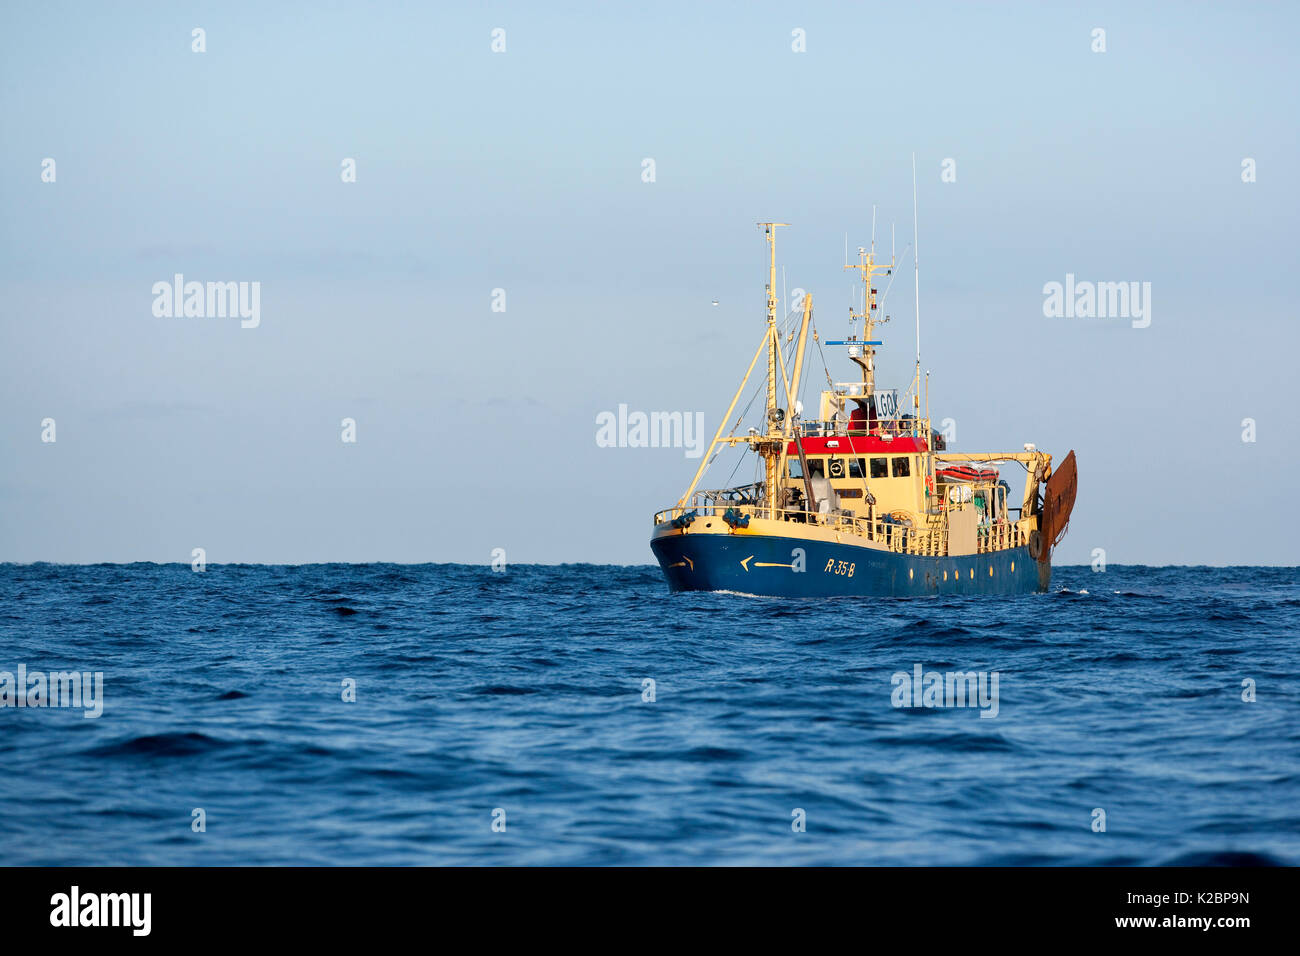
left=650, top=531, right=1047, bottom=597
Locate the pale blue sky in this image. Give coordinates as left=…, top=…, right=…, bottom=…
left=1, top=1, right=1297, bottom=564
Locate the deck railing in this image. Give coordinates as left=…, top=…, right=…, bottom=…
left=795, top=416, right=932, bottom=440
left=653, top=503, right=946, bottom=555
left=653, top=502, right=1036, bottom=559
left=976, top=520, right=1025, bottom=553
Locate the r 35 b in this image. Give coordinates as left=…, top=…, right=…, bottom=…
left=824, top=559, right=855, bottom=577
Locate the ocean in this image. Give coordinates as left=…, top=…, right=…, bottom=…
left=0, top=563, right=1295, bottom=866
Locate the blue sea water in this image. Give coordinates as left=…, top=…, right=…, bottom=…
left=0, top=563, right=1296, bottom=866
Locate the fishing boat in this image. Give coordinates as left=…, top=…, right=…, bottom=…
left=649, top=216, right=1077, bottom=597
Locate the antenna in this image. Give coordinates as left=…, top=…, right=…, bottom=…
left=871, top=205, right=877, bottom=255
left=912, top=153, right=921, bottom=379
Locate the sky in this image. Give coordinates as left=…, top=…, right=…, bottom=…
left=1, top=1, right=1297, bottom=565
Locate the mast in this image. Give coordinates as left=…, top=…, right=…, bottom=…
left=844, top=239, right=894, bottom=412
left=759, top=222, right=787, bottom=517
left=761, top=223, right=786, bottom=420
left=912, top=153, right=922, bottom=418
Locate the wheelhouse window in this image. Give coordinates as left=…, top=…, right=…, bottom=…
left=891, top=456, right=910, bottom=478
left=870, top=457, right=889, bottom=479
left=828, top=457, right=846, bottom=479
left=807, top=459, right=825, bottom=479
left=848, top=458, right=865, bottom=479
left=788, top=459, right=803, bottom=479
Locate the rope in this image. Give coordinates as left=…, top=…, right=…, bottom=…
left=811, top=316, right=834, bottom=390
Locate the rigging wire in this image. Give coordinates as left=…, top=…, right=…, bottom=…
left=811, top=314, right=834, bottom=390
left=712, top=311, right=807, bottom=490
left=877, top=243, right=912, bottom=319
